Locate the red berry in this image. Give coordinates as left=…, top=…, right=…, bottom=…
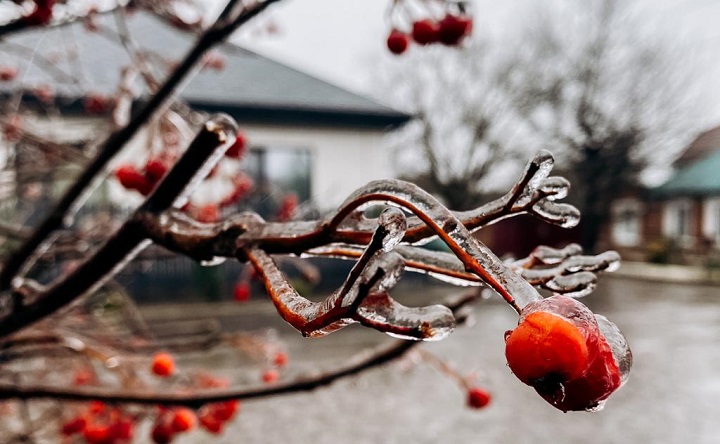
left=195, top=204, right=219, bottom=223
left=83, top=422, right=111, bottom=444
left=83, top=94, right=108, bottom=114
left=0, top=66, right=18, bottom=81
left=199, top=411, right=224, bottom=434
left=151, top=421, right=175, bottom=444
left=466, top=387, right=491, bottom=409
left=233, top=283, right=250, bottom=302
left=87, top=401, right=106, bottom=415
left=115, top=165, right=150, bottom=193
left=210, top=400, right=240, bottom=422
left=24, top=0, right=55, bottom=26
left=145, top=159, right=168, bottom=183
left=505, top=295, right=627, bottom=412
left=151, top=352, right=175, bottom=377
left=411, top=19, right=439, bottom=45
left=171, top=408, right=196, bottom=433
left=262, top=369, right=279, bottom=384
left=110, top=418, right=134, bottom=441
left=438, top=14, right=473, bottom=46
left=386, top=30, right=409, bottom=55
left=225, top=131, right=247, bottom=158
left=61, top=416, right=87, bottom=436
left=273, top=351, right=288, bottom=367
left=73, top=369, right=95, bottom=386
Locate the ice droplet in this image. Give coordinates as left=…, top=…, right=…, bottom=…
left=585, top=400, right=606, bottom=413
left=540, top=176, right=570, bottom=201
left=595, top=314, right=633, bottom=385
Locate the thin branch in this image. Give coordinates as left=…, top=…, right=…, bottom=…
left=0, top=292, right=478, bottom=407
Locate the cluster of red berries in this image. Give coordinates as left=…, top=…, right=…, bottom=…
left=504, top=295, right=629, bottom=412
left=387, top=13, right=473, bottom=55
left=60, top=401, right=135, bottom=444
left=114, top=130, right=253, bottom=223
left=115, top=158, right=170, bottom=197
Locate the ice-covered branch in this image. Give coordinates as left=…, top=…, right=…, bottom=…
left=0, top=115, right=236, bottom=338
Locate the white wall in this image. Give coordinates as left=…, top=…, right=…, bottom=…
left=243, top=124, right=396, bottom=211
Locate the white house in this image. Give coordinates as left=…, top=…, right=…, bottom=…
left=0, top=12, right=409, bottom=214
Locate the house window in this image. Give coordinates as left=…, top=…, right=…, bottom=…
left=663, top=199, right=693, bottom=245
left=702, top=198, right=720, bottom=244
left=244, top=147, right=312, bottom=218
left=612, top=199, right=643, bottom=247
left=611, top=199, right=642, bottom=247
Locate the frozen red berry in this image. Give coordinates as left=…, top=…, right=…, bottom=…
left=61, top=416, right=87, bottom=436
left=438, top=14, right=473, bottom=45
left=273, top=351, right=288, bottom=368
left=466, top=387, right=491, bottom=409
left=171, top=408, right=196, bottom=433
left=145, top=159, right=168, bottom=183
left=225, top=131, right=247, bottom=158
left=199, top=411, right=223, bottom=434
left=262, top=369, right=279, bottom=383
left=386, top=29, right=410, bottom=55
left=505, top=295, right=630, bottom=412
left=151, top=421, right=175, bottom=444
left=195, top=204, right=219, bottom=223
left=0, top=66, right=18, bottom=82
left=151, top=352, right=175, bottom=377
left=83, top=422, right=111, bottom=444
left=411, top=19, right=439, bottom=45
left=233, top=283, right=250, bottom=302
left=83, top=94, right=109, bottom=114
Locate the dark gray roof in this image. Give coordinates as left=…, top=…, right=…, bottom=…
left=0, top=12, right=409, bottom=128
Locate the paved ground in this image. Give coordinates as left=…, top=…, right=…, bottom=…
left=137, top=266, right=720, bottom=444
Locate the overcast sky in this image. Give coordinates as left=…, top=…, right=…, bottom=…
left=234, top=0, right=720, bottom=125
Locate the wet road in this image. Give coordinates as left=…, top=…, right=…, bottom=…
left=177, top=275, right=720, bottom=444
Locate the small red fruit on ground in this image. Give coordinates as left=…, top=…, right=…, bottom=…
left=386, top=29, right=409, bottom=55
left=466, top=387, right=491, bottom=409
left=151, top=352, right=175, bottom=377
left=412, top=19, right=439, bottom=45
left=171, top=408, right=196, bottom=432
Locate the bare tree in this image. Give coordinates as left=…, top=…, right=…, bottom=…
left=506, top=0, right=710, bottom=252
left=379, top=37, right=534, bottom=210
